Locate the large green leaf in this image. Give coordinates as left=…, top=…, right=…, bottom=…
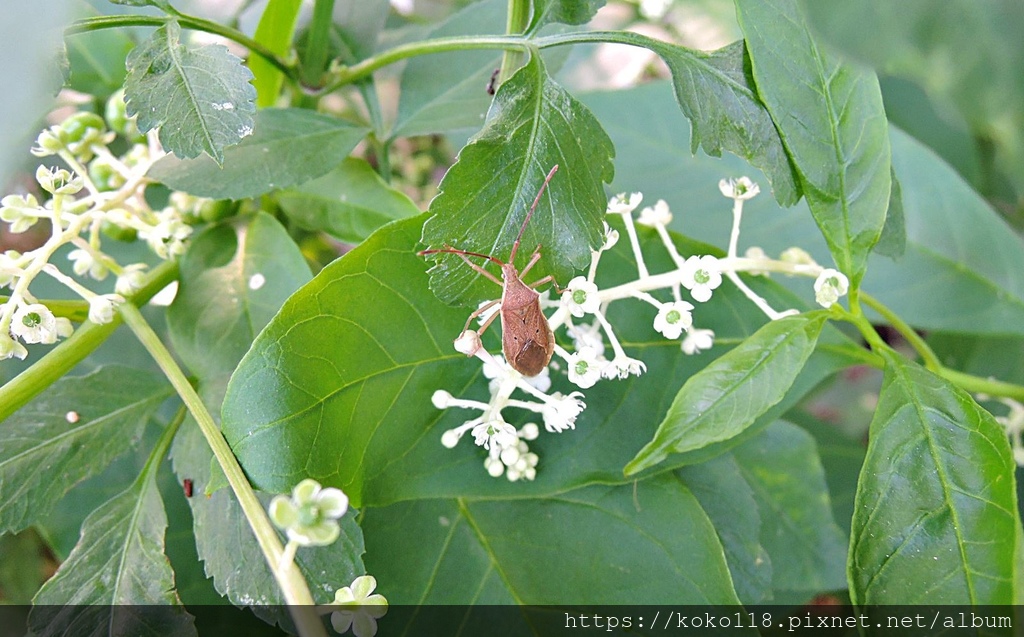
left=0, top=366, right=170, bottom=534
left=362, top=475, right=745, bottom=606
left=421, top=52, right=614, bottom=305
left=220, top=213, right=853, bottom=506
left=65, top=24, right=134, bottom=97
left=275, top=157, right=421, bottom=244
left=642, top=39, right=800, bottom=207
left=125, top=19, right=256, bottom=163
left=733, top=420, right=847, bottom=595
left=677, top=454, right=772, bottom=604
left=391, top=0, right=506, bottom=138
left=528, top=0, right=605, bottom=30
left=625, top=313, right=827, bottom=475
left=849, top=352, right=1018, bottom=604
left=736, top=0, right=891, bottom=288
left=582, top=83, right=1024, bottom=335
left=148, top=108, right=367, bottom=199
left=29, top=422, right=195, bottom=637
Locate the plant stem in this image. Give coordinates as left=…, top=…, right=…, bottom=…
left=859, top=291, right=941, bottom=371
left=118, top=303, right=328, bottom=637
left=143, top=405, right=188, bottom=482
left=301, top=0, right=336, bottom=87
left=499, top=0, right=532, bottom=82
left=0, top=260, right=178, bottom=423
left=317, top=35, right=530, bottom=94
left=938, top=368, right=1024, bottom=403
left=65, top=14, right=296, bottom=78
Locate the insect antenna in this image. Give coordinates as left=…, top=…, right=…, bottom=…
left=418, top=245, right=506, bottom=266
left=509, top=164, right=559, bottom=264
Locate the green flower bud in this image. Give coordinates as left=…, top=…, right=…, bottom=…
left=88, top=157, right=126, bottom=191
left=105, top=89, right=145, bottom=142
left=60, top=112, right=106, bottom=145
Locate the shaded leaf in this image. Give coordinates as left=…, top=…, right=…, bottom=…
left=528, top=0, right=605, bottom=30
left=65, top=25, right=134, bottom=97
left=125, top=19, right=256, bottom=163
left=421, top=52, right=614, bottom=305
left=0, top=366, right=170, bottom=534
left=148, top=108, right=367, bottom=199
left=220, top=214, right=853, bottom=505
left=276, top=157, right=421, bottom=244
left=391, top=0, right=505, bottom=138
left=849, top=352, right=1017, bottom=604
left=736, top=0, right=891, bottom=287
left=29, top=425, right=195, bottom=637
left=625, top=313, right=828, bottom=476
left=733, top=420, right=847, bottom=594
left=362, top=475, right=745, bottom=606
left=873, top=167, right=905, bottom=259
left=643, top=39, right=800, bottom=207
left=677, top=454, right=772, bottom=604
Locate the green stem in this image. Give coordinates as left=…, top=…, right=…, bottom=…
left=65, top=14, right=296, bottom=78
left=301, top=0, right=336, bottom=87
left=0, top=260, right=178, bottom=423
left=498, top=0, right=532, bottom=83
left=118, top=304, right=328, bottom=637
left=938, top=368, right=1024, bottom=403
left=142, top=405, right=188, bottom=482
left=318, top=35, right=530, bottom=95
left=860, top=291, right=941, bottom=371
left=358, top=81, right=391, bottom=179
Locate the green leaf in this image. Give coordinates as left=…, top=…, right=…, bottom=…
left=736, top=0, right=892, bottom=288
left=528, top=0, right=605, bottom=30
left=220, top=213, right=852, bottom=505
left=275, top=157, right=421, bottom=244
left=65, top=24, right=134, bottom=97
left=421, top=52, right=614, bottom=305
left=124, top=19, right=256, bottom=163
left=168, top=212, right=311, bottom=384
left=29, top=426, right=195, bottom=636
left=148, top=108, right=366, bottom=199
left=250, top=0, right=302, bottom=108
left=0, top=366, right=170, bottom=534
left=391, top=0, right=506, bottom=138
left=849, top=352, right=1018, bottom=604
left=733, top=420, right=847, bottom=594
left=625, top=313, right=828, bottom=476
left=861, top=129, right=1024, bottom=335
left=677, top=454, right=772, bottom=604
left=643, top=39, right=800, bottom=207
left=872, top=167, right=906, bottom=259
left=362, top=475, right=745, bottom=606
left=331, top=0, right=390, bottom=62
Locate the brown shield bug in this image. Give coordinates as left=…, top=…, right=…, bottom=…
left=420, top=165, right=560, bottom=377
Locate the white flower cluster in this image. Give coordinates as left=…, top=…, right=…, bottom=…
left=430, top=176, right=851, bottom=481
left=0, top=104, right=207, bottom=361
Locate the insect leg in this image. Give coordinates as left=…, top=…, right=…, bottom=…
left=528, top=274, right=563, bottom=294
left=454, top=252, right=503, bottom=286
left=519, top=246, right=543, bottom=278
left=462, top=299, right=501, bottom=335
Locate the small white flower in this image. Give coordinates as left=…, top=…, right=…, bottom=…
left=0, top=194, right=43, bottom=234
left=484, top=455, right=505, bottom=478
left=519, top=422, right=539, bottom=441
left=499, top=445, right=521, bottom=466
left=719, top=176, right=760, bottom=200
left=472, top=419, right=518, bottom=450
left=0, top=332, right=28, bottom=360
left=814, top=268, right=850, bottom=308
left=602, top=354, right=647, bottom=380
left=330, top=575, right=388, bottom=637
left=607, top=192, right=643, bottom=215
left=453, top=329, right=482, bottom=356
left=115, top=264, right=148, bottom=296
left=141, top=209, right=193, bottom=259
left=68, top=249, right=110, bottom=280
left=0, top=251, right=23, bottom=288
left=653, top=300, right=694, bottom=339
left=637, top=200, right=673, bottom=227
left=600, top=222, right=619, bottom=250
left=88, top=293, right=125, bottom=324
left=780, top=247, right=818, bottom=267
left=432, top=390, right=453, bottom=409
left=55, top=317, right=73, bottom=339
left=542, top=391, right=585, bottom=432
left=523, top=365, right=551, bottom=392
left=268, top=479, right=349, bottom=547
left=566, top=346, right=604, bottom=389
left=561, top=276, right=600, bottom=317
left=440, top=428, right=461, bottom=448
left=567, top=320, right=606, bottom=358
left=680, top=255, right=723, bottom=303
left=36, top=166, right=83, bottom=195
left=682, top=328, right=715, bottom=355
left=11, top=303, right=60, bottom=344
left=743, top=246, right=771, bottom=276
